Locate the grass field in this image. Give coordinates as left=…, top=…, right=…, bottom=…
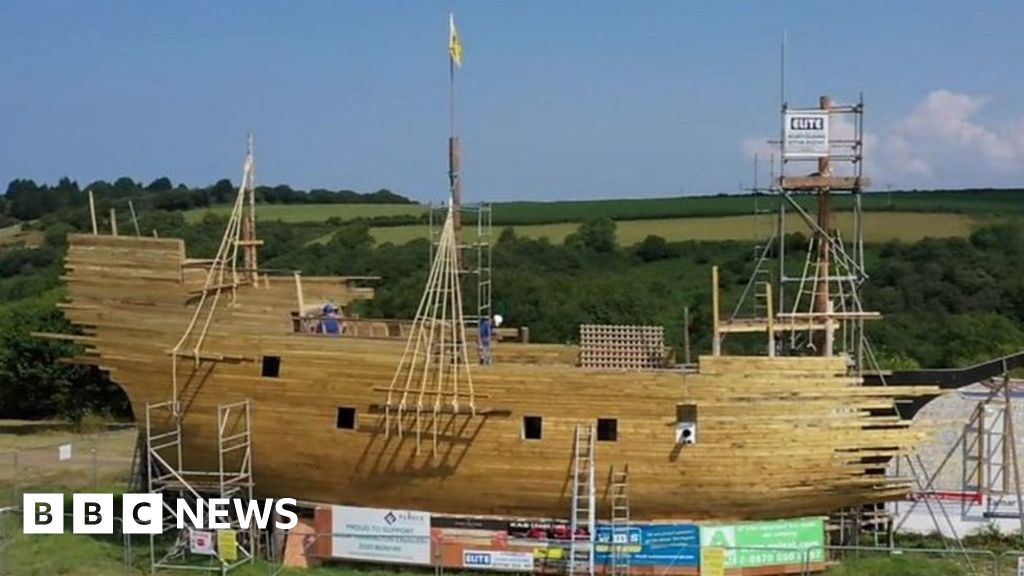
left=184, top=189, right=1024, bottom=225
left=184, top=203, right=427, bottom=223
left=0, top=223, right=44, bottom=248
left=355, top=212, right=983, bottom=246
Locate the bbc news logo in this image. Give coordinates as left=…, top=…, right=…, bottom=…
left=22, top=493, right=298, bottom=534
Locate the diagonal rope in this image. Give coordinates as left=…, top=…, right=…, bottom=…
left=171, top=147, right=255, bottom=415
left=384, top=199, right=475, bottom=455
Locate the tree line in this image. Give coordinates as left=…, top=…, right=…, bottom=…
left=1, top=177, right=415, bottom=222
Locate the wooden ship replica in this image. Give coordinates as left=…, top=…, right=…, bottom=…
left=51, top=106, right=949, bottom=528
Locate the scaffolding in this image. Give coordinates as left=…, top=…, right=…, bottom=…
left=145, top=400, right=255, bottom=574
left=146, top=137, right=262, bottom=574
left=429, top=201, right=493, bottom=327
left=718, top=95, right=877, bottom=374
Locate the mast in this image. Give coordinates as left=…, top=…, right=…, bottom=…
left=448, top=13, right=463, bottom=241
left=813, top=96, right=833, bottom=355
left=240, top=134, right=260, bottom=286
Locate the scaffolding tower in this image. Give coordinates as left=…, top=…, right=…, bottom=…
left=429, top=201, right=493, bottom=327
left=146, top=138, right=261, bottom=574
left=145, top=400, right=256, bottom=574
left=718, top=95, right=878, bottom=373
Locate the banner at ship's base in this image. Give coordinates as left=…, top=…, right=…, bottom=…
left=314, top=506, right=824, bottom=574
left=699, top=517, right=825, bottom=568
left=433, top=518, right=700, bottom=574
left=329, top=505, right=432, bottom=565
left=594, top=523, right=699, bottom=567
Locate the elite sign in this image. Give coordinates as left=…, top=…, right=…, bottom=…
left=783, top=111, right=830, bottom=159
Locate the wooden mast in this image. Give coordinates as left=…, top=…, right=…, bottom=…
left=240, top=134, right=260, bottom=286
left=814, top=95, right=834, bottom=355
left=448, top=12, right=463, bottom=242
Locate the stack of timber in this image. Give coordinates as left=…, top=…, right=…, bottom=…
left=57, top=233, right=945, bottom=521
left=579, top=324, right=667, bottom=369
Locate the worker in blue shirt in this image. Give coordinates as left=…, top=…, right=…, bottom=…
left=478, top=316, right=492, bottom=365
left=315, top=303, right=342, bottom=335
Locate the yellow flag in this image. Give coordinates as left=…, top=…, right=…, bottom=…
left=449, top=13, right=463, bottom=67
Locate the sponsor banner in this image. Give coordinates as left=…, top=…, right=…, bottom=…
left=190, top=530, right=215, bottom=555
left=431, top=515, right=511, bottom=531
left=700, top=546, right=726, bottom=576
left=508, top=519, right=576, bottom=540
left=332, top=505, right=431, bottom=565
left=783, top=111, right=829, bottom=158
left=700, top=517, right=825, bottom=568
left=432, top=527, right=546, bottom=571
left=911, top=490, right=983, bottom=505
left=595, top=523, right=699, bottom=567
left=463, top=549, right=534, bottom=571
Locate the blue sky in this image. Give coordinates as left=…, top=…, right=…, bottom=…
left=1, top=1, right=1022, bottom=202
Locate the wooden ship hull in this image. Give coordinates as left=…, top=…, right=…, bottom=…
left=54, top=233, right=945, bottom=522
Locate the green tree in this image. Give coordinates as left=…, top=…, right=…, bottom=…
left=0, top=293, right=129, bottom=421
left=636, top=234, right=672, bottom=262
left=568, top=217, right=617, bottom=253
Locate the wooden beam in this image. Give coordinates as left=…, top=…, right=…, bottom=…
left=88, top=190, right=98, bottom=235
left=712, top=265, right=721, bottom=356
left=31, top=331, right=96, bottom=343
left=779, top=175, right=871, bottom=190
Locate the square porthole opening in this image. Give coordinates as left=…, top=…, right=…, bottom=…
left=523, top=416, right=542, bottom=440
left=597, top=418, right=618, bottom=442
left=261, top=355, right=281, bottom=378
left=336, top=407, right=356, bottom=430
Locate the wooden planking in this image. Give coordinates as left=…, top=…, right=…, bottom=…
left=58, top=233, right=941, bottom=522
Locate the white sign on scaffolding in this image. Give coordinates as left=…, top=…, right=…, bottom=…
left=783, top=111, right=830, bottom=158
left=190, top=530, right=215, bottom=555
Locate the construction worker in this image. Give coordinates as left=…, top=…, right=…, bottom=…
left=315, top=303, right=343, bottom=335
left=478, top=316, right=492, bottom=365
left=478, top=314, right=503, bottom=365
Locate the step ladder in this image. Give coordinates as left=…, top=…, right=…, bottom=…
left=570, top=424, right=596, bottom=576
left=610, top=464, right=631, bottom=576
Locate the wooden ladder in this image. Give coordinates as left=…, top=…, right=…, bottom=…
left=570, top=424, right=596, bottom=576
left=610, top=464, right=631, bottom=576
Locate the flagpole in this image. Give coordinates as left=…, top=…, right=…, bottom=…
left=448, top=14, right=462, bottom=238
left=449, top=46, right=456, bottom=144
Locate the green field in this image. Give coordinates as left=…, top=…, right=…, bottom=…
left=184, top=203, right=427, bottom=223
left=184, top=189, right=1024, bottom=226
left=354, top=212, right=983, bottom=246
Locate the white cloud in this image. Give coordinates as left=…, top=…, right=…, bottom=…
left=741, top=89, right=1024, bottom=188
left=885, top=90, right=1021, bottom=175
